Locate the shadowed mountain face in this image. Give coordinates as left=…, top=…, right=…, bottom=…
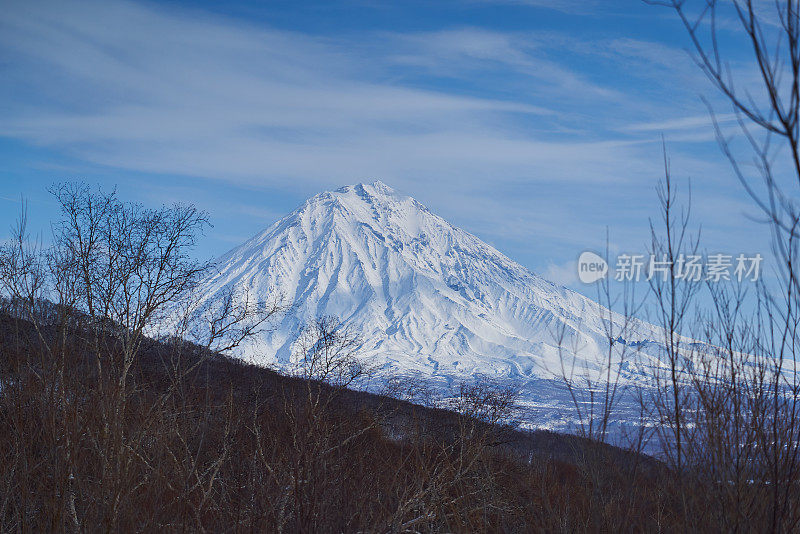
left=192, top=181, right=662, bottom=396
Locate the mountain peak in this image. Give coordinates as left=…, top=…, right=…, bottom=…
left=311, top=180, right=430, bottom=236
left=198, top=181, right=658, bottom=396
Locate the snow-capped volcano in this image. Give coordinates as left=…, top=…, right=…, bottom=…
left=194, top=181, right=655, bottom=389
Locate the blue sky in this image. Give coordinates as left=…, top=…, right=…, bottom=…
left=0, top=0, right=779, bottom=297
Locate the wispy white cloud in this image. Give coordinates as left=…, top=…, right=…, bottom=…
left=622, top=113, right=738, bottom=133
left=386, top=28, right=622, bottom=100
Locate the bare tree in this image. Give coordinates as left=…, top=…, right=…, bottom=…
left=291, top=315, right=370, bottom=390
left=556, top=232, right=645, bottom=445
left=645, top=156, right=703, bottom=504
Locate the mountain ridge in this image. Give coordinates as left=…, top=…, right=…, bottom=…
left=192, top=180, right=657, bottom=391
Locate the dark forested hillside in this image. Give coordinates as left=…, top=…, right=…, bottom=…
left=0, top=305, right=672, bottom=532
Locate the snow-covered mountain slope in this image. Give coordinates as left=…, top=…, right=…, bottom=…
left=192, top=181, right=661, bottom=391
